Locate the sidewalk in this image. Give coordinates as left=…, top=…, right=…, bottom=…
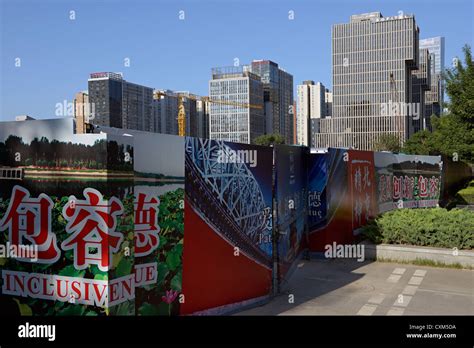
left=237, top=259, right=474, bottom=315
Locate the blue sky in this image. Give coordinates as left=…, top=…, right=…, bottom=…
left=1, top=0, right=473, bottom=120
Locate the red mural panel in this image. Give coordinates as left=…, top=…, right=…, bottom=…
left=348, top=150, right=376, bottom=233
left=180, top=200, right=272, bottom=315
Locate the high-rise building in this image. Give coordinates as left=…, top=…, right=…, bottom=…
left=196, top=98, right=210, bottom=139
left=325, top=89, right=333, bottom=117
left=296, top=81, right=327, bottom=146
left=175, top=91, right=199, bottom=137
left=247, top=60, right=294, bottom=144
left=209, top=66, right=264, bottom=144
left=122, top=81, right=154, bottom=132
left=88, top=72, right=153, bottom=132
left=153, top=90, right=207, bottom=138
left=420, top=37, right=445, bottom=75
left=313, top=12, right=422, bottom=150
left=420, top=36, right=445, bottom=121
left=153, top=90, right=179, bottom=135
left=74, top=91, right=91, bottom=134
left=411, top=49, right=432, bottom=133
left=292, top=101, right=297, bottom=144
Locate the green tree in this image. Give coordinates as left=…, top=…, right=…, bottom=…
left=403, top=44, right=474, bottom=163
left=253, top=133, right=285, bottom=146
left=445, top=45, right=474, bottom=125
left=373, top=134, right=401, bottom=153
left=403, top=129, right=434, bottom=155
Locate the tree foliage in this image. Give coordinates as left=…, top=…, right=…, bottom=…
left=373, top=134, right=402, bottom=153
left=0, top=136, right=133, bottom=171
left=253, top=133, right=286, bottom=146
left=403, top=45, right=474, bottom=163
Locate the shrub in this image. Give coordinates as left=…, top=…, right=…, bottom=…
left=362, top=208, right=474, bottom=250
left=456, top=180, right=474, bottom=205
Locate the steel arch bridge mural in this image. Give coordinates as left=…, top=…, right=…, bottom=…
left=181, top=137, right=273, bottom=314
left=184, top=137, right=272, bottom=262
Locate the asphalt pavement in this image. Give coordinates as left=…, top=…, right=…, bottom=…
left=237, top=259, right=474, bottom=315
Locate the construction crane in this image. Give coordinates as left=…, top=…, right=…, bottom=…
left=155, top=91, right=263, bottom=137
left=177, top=95, right=186, bottom=137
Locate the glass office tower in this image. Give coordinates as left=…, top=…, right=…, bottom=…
left=209, top=66, right=264, bottom=144
left=314, top=12, right=422, bottom=150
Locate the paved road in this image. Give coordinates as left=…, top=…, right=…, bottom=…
left=238, top=259, right=474, bottom=315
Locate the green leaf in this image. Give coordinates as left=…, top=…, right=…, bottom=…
left=156, top=263, right=169, bottom=285
left=159, top=236, right=168, bottom=248
left=14, top=299, right=32, bottom=316
left=58, top=265, right=86, bottom=278
left=94, top=274, right=108, bottom=280
left=138, top=302, right=161, bottom=316
left=166, top=251, right=180, bottom=271
left=115, top=258, right=133, bottom=276
left=64, top=250, right=74, bottom=260
left=91, top=266, right=108, bottom=276
left=170, top=271, right=182, bottom=292
left=54, top=300, right=66, bottom=310
left=57, top=304, right=86, bottom=316
left=112, top=253, right=123, bottom=268
left=112, top=301, right=134, bottom=316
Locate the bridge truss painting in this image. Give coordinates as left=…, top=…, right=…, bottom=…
left=181, top=137, right=273, bottom=314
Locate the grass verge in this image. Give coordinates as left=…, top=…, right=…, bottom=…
left=375, top=256, right=473, bottom=270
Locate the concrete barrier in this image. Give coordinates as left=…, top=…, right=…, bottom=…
left=361, top=240, right=474, bottom=268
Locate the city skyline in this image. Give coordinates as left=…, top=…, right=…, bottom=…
left=1, top=0, right=472, bottom=121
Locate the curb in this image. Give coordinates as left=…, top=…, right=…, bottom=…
left=361, top=241, right=474, bottom=268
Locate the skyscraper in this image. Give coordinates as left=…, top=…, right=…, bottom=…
left=296, top=81, right=327, bottom=146
left=411, top=48, right=432, bottom=133
left=88, top=72, right=153, bottom=132
left=420, top=36, right=445, bottom=121
left=209, top=66, right=264, bottom=144
left=122, top=81, right=154, bottom=132
left=74, top=91, right=91, bottom=134
left=153, top=90, right=205, bottom=138
left=314, top=12, right=422, bottom=150
left=196, top=98, right=210, bottom=139
left=247, top=60, right=294, bottom=144
left=420, top=37, right=445, bottom=75
left=325, top=89, right=333, bottom=117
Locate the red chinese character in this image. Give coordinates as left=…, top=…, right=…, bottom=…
left=353, top=167, right=362, bottom=193
left=429, top=176, right=439, bottom=198
left=393, top=176, right=402, bottom=200
left=404, top=176, right=414, bottom=199
left=0, top=185, right=60, bottom=263
left=385, top=175, right=392, bottom=201
left=61, top=188, right=124, bottom=271
left=134, top=193, right=160, bottom=257
left=418, top=176, right=429, bottom=198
